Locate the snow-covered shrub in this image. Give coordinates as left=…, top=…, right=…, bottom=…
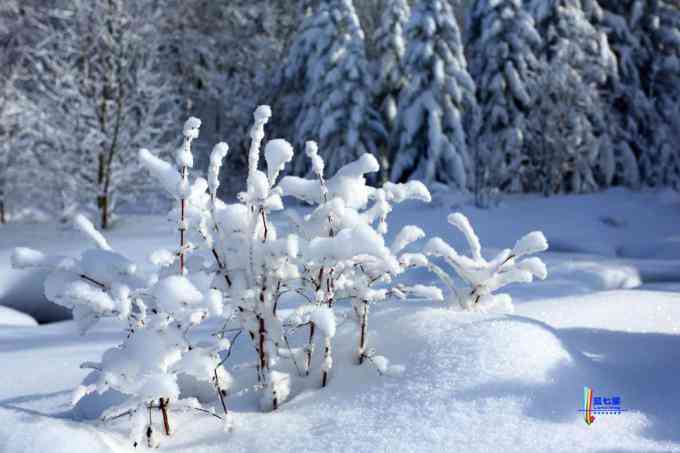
left=173, top=108, right=434, bottom=398
left=12, top=119, right=232, bottom=447
left=11, top=104, right=552, bottom=446
left=139, top=105, right=437, bottom=408
left=11, top=214, right=146, bottom=334
left=424, top=212, right=549, bottom=312
left=138, top=107, right=304, bottom=412
left=279, top=141, right=440, bottom=378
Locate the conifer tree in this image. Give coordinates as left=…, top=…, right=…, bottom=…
left=391, top=0, right=478, bottom=188
left=526, top=0, right=617, bottom=194
left=466, top=0, right=542, bottom=201
left=373, top=0, right=411, bottom=132
left=601, top=0, right=680, bottom=187
left=372, top=0, right=411, bottom=178
left=286, top=0, right=384, bottom=177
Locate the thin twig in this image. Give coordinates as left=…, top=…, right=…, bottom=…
left=188, top=406, right=224, bottom=420
left=214, top=369, right=229, bottom=416
left=282, top=332, right=303, bottom=377
left=80, top=274, right=106, bottom=289
left=216, top=329, right=243, bottom=369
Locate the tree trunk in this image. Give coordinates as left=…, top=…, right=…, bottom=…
left=99, top=195, right=108, bottom=230
left=103, top=197, right=108, bottom=229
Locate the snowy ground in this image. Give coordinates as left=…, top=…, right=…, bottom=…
left=2, top=188, right=680, bottom=452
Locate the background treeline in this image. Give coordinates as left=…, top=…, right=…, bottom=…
left=0, top=0, right=678, bottom=228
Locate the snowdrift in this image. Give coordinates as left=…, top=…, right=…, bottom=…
left=1, top=303, right=677, bottom=452
left=0, top=305, right=37, bottom=327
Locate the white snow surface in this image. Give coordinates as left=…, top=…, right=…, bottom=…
left=2, top=188, right=680, bottom=452
left=0, top=305, right=37, bottom=327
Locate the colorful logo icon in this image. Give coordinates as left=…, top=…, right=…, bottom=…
left=583, top=386, right=596, bottom=425
left=579, top=387, right=627, bottom=425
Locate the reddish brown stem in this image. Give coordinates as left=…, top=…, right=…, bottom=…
left=500, top=254, right=515, bottom=267
left=261, top=209, right=268, bottom=242
left=159, top=397, right=171, bottom=435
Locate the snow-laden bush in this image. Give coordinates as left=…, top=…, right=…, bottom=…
left=140, top=106, right=438, bottom=405
left=279, top=140, right=440, bottom=378
left=424, top=212, right=549, bottom=312
left=11, top=105, right=550, bottom=447
left=12, top=120, right=233, bottom=447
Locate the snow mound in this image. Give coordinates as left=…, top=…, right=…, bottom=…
left=210, top=306, right=583, bottom=452
left=0, top=305, right=38, bottom=326
left=0, top=304, right=677, bottom=452
left=367, top=308, right=573, bottom=394
left=211, top=306, right=668, bottom=452
left=551, top=260, right=641, bottom=292
left=0, top=411, right=136, bottom=453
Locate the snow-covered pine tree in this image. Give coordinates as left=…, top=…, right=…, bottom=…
left=595, top=1, right=649, bottom=188
left=647, top=0, right=680, bottom=189
left=372, top=0, right=411, bottom=130
left=529, top=0, right=616, bottom=86
left=526, top=0, right=617, bottom=194
left=578, top=0, right=641, bottom=189
left=372, top=0, right=411, bottom=176
left=286, top=0, right=385, bottom=177
left=466, top=0, right=543, bottom=202
left=600, top=0, right=680, bottom=188
left=524, top=58, right=603, bottom=195
left=390, top=0, right=479, bottom=189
